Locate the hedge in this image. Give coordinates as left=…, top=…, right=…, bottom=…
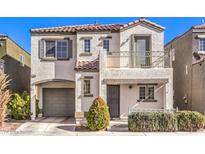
left=128, top=111, right=205, bottom=132
left=128, top=112, right=177, bottom=132
left=176, top=111, right=205, bottom=131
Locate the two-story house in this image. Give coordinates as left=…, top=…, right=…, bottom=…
left=165, top=23, right=205, bottom=114
left=0, top=34, right=30, bottom=93
left=30, top=18, right=173, bottom=121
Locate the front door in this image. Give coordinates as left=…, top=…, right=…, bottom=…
left=107, top=85, right=120, bottom=118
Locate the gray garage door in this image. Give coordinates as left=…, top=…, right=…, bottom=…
left=43, top=88, right=75, bottom=117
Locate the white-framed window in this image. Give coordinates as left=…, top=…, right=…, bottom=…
left=148, top=86, right=154, bottom=100
left=19, top=54, right=25, bottom=66
left=57, top=40, right=68, bottom=59
left=199, top=38, right=205, bottom=52
left=103, top=39, right=109, bottom=51
left=84, top=39, right=91, bottom=52
left=139, top=87, right=146, bottom=100
left=139, top=85, right=155, bottom=101
left=44, top=40, right=68, bottom=59
left=83, top=79, right=91, bottom=95
left=45, top=40, right=56, bottom=58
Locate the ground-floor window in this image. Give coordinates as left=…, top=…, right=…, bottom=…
left=83, top=76, right=93, bottom=97
left=139, top=85, right=156, bottom=102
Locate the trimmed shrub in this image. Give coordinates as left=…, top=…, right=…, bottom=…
left=176, top=111, right=205, bottom=131
left=87, top=97, right=110, bottom=131
left=128, top=112, right=178, bottom=132
left=0, top=72, right=11, bottom=126
left=8, top=91, right=32, bottom=120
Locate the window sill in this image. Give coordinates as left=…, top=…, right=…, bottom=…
left=84, top=94, right=93, bottom=97
left=198, top=51, right=205, bottom=55
left=40, top=58, right=70, bottom=61
left=40, top=58, right=57, bottom=61
left=137, top=99, right=157, bottom=102
left=80, top=52, right=92, bottom=56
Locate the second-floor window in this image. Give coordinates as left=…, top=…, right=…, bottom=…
left=45, top=40, right=68, bottom=59
left=45, top=41, right=56, bottom=58
left=103, top=39, right=109, bottom=51
left=84, top=39, right=91, bottom=52
left=199, top=38, right=205, bottom=52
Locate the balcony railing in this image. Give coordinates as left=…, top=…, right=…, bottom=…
left=106, top=51, right=170, bottom=68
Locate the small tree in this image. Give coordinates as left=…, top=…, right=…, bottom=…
left=0, top=71, right=11, bottom=127
left=87, top=97, right=110, bottom=131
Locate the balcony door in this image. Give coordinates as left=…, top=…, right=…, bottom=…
left=134, top=36, right=150, bottom=67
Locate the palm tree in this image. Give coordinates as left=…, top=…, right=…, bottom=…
left=0, top=71, right=11, bottom=127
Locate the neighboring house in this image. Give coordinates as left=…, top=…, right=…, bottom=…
left=165, top=23, right=205, bottom=114
left=30, top=18, right=173, bottom=121
left=0, top=34, right=30, bottom=93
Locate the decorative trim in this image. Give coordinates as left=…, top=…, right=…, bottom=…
left=84, top=94, right=94, bottom=97
left=99, top=36, right=112, bottom=40
left=79, top=52, right=92, bottom=56
left=137, top=99, right=158, bottom=102
left=80, top=37, right=93, bottom=40
left=137, top=83, right=158, bottom=86
left=83, top=76, right=94, bottom=79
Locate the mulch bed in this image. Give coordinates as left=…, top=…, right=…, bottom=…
left=75, top=125, right=108, bottom=132
left=0, top=118, right=25, bottom=131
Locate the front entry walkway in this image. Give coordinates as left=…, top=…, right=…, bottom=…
left=15, top=117, right=76, bottom=136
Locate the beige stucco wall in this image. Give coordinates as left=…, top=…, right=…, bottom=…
left=76, top=32, right=120, bottom=61
left=31, top=34, right=76, bottom=119
left=120, top=84, right=165, bottom=117
left=31, top=34, right=76, bottom=84
left=75, top=71, right=99, bottom=112
left=120, top=24, right=164, bottom=51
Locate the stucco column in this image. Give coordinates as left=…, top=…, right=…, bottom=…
left=165, top=69, right=173, bottom=109
left=30, top=84, right=36, bottom=120
left=75, top=72, right=82, bottom=113
left=99, top=50, right=107, bottom=101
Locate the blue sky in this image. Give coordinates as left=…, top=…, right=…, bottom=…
left=0, top=17, right=204, bottom=53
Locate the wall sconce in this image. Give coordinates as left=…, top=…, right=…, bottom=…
left=129, top=85, right=132, bottom=89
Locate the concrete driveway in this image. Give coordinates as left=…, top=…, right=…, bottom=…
left=15, top=117, right=76, bottom=136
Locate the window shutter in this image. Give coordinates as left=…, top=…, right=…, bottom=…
left=39, top=39, right=44, bottom=59
left=68, top=39, right=73, bottom=58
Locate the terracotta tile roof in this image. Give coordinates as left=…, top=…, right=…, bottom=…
left=31, top=18, right=164, bottom=33
left=120, top=18, right=165, bottom=31
left=192, top=24, right=205, bottom=29
left=31, top=24, right=123, bottom=33
left=75, top=59, right=99, bottom=71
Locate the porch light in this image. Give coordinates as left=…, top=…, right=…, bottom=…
left=129, top=85, right=132, bottom=89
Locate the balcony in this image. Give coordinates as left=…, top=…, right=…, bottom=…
left=106, top=51, right=170, bottom=68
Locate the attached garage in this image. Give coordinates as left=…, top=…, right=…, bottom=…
left=43, top=88, right=75, bottom=117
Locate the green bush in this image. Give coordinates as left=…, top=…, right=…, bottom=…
left=8, top=91, right=32, bottom=120
left=86, top=97, right=110, bottom=131
left=128, top=111, right=205, bottom=132
left=128, top=112, right=177, bottom=132
left=176, top=111, right=205, bottom=131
